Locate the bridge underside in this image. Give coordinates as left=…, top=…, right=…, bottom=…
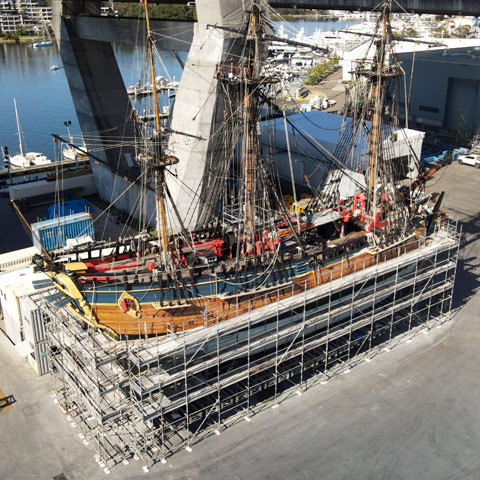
left=273, top=0, right=479, bottom=16
left=111, top=0, right=480, bottom=16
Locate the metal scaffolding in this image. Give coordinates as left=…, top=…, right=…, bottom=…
left=41, top=220, right=460, bottom=471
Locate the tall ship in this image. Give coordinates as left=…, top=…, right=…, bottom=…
left=34, top=0, right=444, bottom=339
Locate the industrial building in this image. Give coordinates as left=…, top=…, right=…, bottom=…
left=398, top=44, right=480, bottom=138
left=343, top=38, right=480, bottom=139
left=262, top=111, right=424, bottom=188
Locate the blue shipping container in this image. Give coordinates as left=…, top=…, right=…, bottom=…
left=31, top=212, right=94, bottom=251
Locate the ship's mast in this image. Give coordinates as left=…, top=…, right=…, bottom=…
left=367, top=0, right=390, bottom=212
left=244, top=1, right=263, bottom=250
left=14, top=98, right=24, bottom=156
left=143, top=0, right=175, bottom=267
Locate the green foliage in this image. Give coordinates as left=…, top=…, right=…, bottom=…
left=271, top=8, right=318, bottom=20
left=3, top=31, right=20, bottom=42
left=451, top=25, right=472, bottom=38
left=396, top=27, right=420, bottom=38
left=304, top=56, right=339, bottom=85
left=432, top=26, right=451, bottom=38
left=114, top=3, right=197, bottom=21
left=15, top=25, right=27, bottom=36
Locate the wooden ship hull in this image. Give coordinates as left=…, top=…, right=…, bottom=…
left=41, top=232, right=421, bottom=337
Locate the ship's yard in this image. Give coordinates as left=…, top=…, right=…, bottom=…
left=1, top=0, right=479, bottom=479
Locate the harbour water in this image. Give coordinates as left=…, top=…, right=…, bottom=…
left=0, top=19, right=360, bottom=169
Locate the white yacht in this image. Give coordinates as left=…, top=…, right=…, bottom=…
left=9, top=99, right=51, bottom=169
left=25, top=152, right=52, bottom=166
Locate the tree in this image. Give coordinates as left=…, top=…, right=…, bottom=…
left=114, top=3, right=196, bottom=21
left=451, top=25, right=471, bottom=38
left=397, top=27, right=419, bottom=38
left=304, top=56, right=339, bottom=85
left=432, top=25, right=451, bottom=38
left=15, top=25, right=27, bottom=36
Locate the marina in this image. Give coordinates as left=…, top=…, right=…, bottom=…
left=0, top=1, right=479, bottom=479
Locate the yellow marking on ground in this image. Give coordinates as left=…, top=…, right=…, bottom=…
left=0, top=388, right=14, bottom=413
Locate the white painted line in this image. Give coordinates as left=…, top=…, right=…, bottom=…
left=160, top=458, right=168, bottom=465
left=185, top=446, right=193, bottom=453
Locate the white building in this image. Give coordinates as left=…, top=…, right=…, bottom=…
left=261, top=110, right=424, bottom=189
left=0, top=0, right=51, bottom=33
left=0, top=248, right=51, bottom=376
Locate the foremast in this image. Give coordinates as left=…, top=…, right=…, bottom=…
left=143, top=0, right=178, bottom=268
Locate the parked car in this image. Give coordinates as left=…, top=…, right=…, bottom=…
left=458, top=154, right=480, bottom=168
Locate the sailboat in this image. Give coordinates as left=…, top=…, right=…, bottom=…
left=33, top=0, right=445, bottom=338
left=62, top=121, right=88, bottom=162
left=8, top=99, right=52, bottom=168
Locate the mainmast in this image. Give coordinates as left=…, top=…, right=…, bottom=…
left=244, top=1, right=264, bottom=251
left=143, top=0, right=177, bottom=267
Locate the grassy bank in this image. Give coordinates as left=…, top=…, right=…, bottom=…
left=0, top=36, right=42, bottom=44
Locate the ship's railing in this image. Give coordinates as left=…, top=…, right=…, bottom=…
left=165, top=221, right=459, bottom=336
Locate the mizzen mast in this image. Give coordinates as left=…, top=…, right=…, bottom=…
left=367, top=0, right=391, bottom=213
left=351, top=0, right=407, bottom=242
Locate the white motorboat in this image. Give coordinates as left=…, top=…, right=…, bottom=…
left=26, top=152, right=52, bottom=165
left=33, top=41, right=53, bottom=48
left=50, top=65, right=60, bottom=71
